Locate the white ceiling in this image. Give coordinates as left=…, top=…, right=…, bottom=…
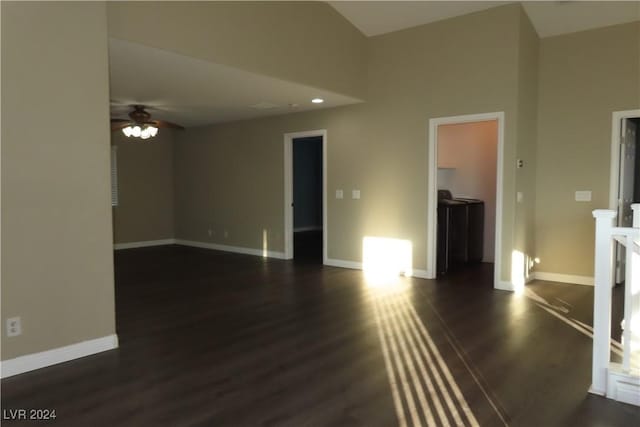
left=108, top=38, right=362, bottom=128
left=329, top=1, right=640, bottom=38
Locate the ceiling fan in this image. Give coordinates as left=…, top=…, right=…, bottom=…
left=111, top=105, right=184, bottom=139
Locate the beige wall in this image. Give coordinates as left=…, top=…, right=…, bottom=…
left=175, top=118, right=290, bottom=251
left=535, top=22, right=640, bottom=277
left=514, top=7, right=540, bottom=280
left=112, top=131, right=175, bottom=244
left=438, top=121, right=498, bottom=262
left=107, top=1, right=367, bottom=99
left=175, top=4, right=525, bottom=281
left=1, top=2, right=116, bottom=360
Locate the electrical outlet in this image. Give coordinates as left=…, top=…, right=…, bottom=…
left=208, top=228, right=212, bottom=237
left=7, top=317, right=21, bottom=337
left=224, top=230, right=229, bottom=239
left=575, top=190, right=592, bottom=202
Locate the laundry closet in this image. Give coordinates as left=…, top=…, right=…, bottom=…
left=436, top=120, right=498, bottom=275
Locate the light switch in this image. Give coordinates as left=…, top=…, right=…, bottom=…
left=575, top=191, right=592, bottom=202
left=352, top=190, right=361, bottom=199
left=517, top=192, right=523, bottom=203
left=336, top=189, right=343, bottom=199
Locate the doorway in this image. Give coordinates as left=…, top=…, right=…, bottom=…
left=609, top=110, right=640, bottom=283
left=427, top=112, right=505, bottom=289
left=284, top=130, right=327, bottom=263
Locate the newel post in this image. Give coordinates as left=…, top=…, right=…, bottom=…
left=590, top=209, right=617, bottom=395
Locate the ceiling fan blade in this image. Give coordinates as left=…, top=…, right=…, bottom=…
left=150, top=119, right=184, bottom=130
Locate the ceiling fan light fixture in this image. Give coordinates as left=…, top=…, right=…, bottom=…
left=113, top=106, right=183, bottom=139
left=122, top=124, right=158, bottom=140
left=140, top=127, right=154, bottom=139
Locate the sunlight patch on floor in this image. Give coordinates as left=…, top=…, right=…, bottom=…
left=371, top=289, right=480, bottom=427
left=525, top=287, right=639, bottom=370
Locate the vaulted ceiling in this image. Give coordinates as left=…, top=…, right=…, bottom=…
left=328, top=1, right=640, bottom=38
left=109, top=1, right=640, bottom=128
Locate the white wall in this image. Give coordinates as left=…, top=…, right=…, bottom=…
left=437, top=121, right=498, bottom=262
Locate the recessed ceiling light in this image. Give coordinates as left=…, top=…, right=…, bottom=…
left=311, top=98, right=324, bottom=104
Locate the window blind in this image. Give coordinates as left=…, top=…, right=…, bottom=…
left=111, top=145, right=118, bottom=207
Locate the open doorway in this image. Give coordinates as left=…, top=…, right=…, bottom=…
left=609, top=111, right=640, bottom=284
left=427, top=112, right=505, bottom=289
left=608, top=110, right=640, bottom=352
left=292, top=136, right=323, bottom=261
left=284, top=130, right=327, bottom=263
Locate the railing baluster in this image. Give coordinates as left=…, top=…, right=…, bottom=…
left=630, top=204, right=639, bottom=371
left=623, top=234, right=633, bottom=372
left=591, top=209, right=617, bottom=395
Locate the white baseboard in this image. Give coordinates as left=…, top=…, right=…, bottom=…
left=324, top=258, right=362, bottom=270
left=411, top=269, right=432, bottom=279
left=114, top=239, right=176, bottom=250
left=607, top=363, right=640, bottom=406
left=175, top=239, right=286, bottom=259
left=114, top=238, right=286, bottom=259
left=495, top=281, right=515, bottom=292
left=1, top=334, right=118, bottom=378
left=532, top=272, right=594, bottom=286
left=323, top=259, right=432, bottom=280
left=294, top=226, right=323, bottom=232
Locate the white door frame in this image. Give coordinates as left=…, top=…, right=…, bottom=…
left=427, top=112, right=505, bottom=289
left=609, top=109, right=640, bottom=211
left=609, top=110, right=639, bottom=284
left=284, top=130, right=328, bottom=263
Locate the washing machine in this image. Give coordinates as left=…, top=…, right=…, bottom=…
left=437, top=191, right=468, bottom=275
left=452, top=197, right=485, bottom=263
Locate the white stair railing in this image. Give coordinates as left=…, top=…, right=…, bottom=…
left=591, top=204, right=640, bottom=406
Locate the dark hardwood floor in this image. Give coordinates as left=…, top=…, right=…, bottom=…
left=2, top=246, right=639, bottom=426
